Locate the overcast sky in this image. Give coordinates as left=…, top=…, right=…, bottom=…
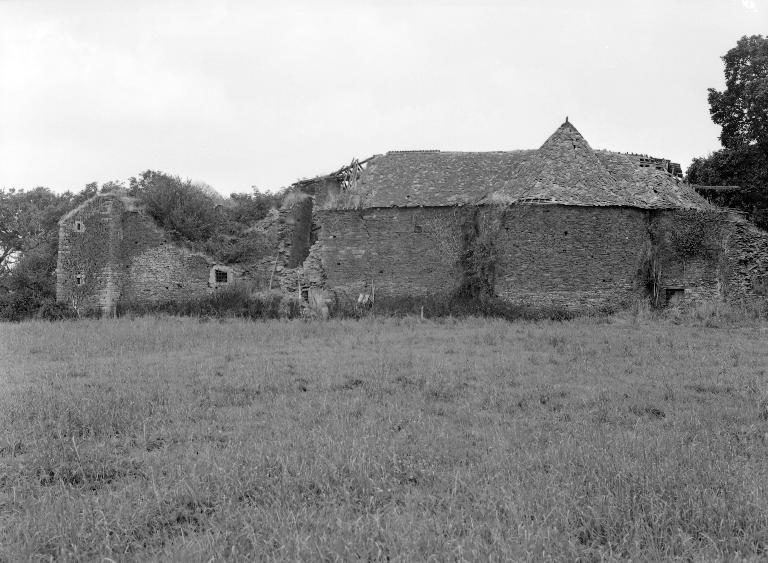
left=1, top=0, right=765, bottom=196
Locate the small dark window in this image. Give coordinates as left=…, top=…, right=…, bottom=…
left=74, top=221, right=84, bottom=232
left=414, top=225, right=423, bottom=233
left=215, top=269, right=228, bottom=283
left=563, top=231, right=568, bottom=235
left=665, top=287, right=685, bottom=305
left=75, top=274, right=85, bottom=286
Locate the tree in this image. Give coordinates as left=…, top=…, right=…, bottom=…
left=0, top=184, right=99, bottom=320
left=128, top=170, right=219, bottom=243
left=226, top=188, right=283, bottom=225
left=687, top=35, right=768, bottom=229
left=707, top=35, right=768, bottom=149
left=0, top=187, right=71, bottom=273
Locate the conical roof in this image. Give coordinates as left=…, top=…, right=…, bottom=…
left=484, top=120, right=624, bottom=205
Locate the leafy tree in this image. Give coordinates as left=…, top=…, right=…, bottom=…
left=0, top=186, right=91, bottom=320
left=128, top=172, right=285, bottom=262
left=0, top=242, right=60, bottom=321
left=0, top=187, right=72, bottom=273
left=226, top=189, right=282, bottom=225
left=687, top=35, right=768, bottom=228
left=707, top=35, right=768, bottom=149
left=128, top=170, right=219, bottom=243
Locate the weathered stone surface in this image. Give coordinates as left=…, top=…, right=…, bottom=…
left=312, top=207, right=465, bottom=300
left=56, top=120, right=768, bottom=315
left=57, top=194, right=124, bottom=314
left=493, top=205, right=648, bottom=310
left=720, top=217, right=768, bottom=300
left=57, top=192, right=234, bottom=313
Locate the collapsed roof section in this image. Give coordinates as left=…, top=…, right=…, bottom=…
left=306, top=120, right=710, bottom=211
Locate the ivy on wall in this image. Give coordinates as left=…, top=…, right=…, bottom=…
left=637, top=210, right=728, bottom=307
left=455, top=208, right=500, bottom=300
left=664, top=210, right=725, bottom=260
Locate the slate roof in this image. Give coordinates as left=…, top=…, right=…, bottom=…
left=317, top=120, right=710, bottom=211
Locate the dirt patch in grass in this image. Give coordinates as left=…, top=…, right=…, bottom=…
left=629, top=404, right=666, bottom=419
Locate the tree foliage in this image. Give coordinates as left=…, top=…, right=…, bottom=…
left=0, top=187, right=71, bottom=272
left=128, top=170, right=284, bottom=261
left=707, top=35, right=768, bottom=149
left=0, top=186, right=91, bottom=320
left=128, top=171, right=219, bottom=243
left=687, top=35, right=768, bottom=229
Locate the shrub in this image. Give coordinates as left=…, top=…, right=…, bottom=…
left=129, top=171, right=218, bottom=243
left=115, top=287, right=303, bottom=320
left=36, top=301, right=78, bottom=321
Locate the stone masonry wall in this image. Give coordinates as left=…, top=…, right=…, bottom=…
left=311, top=205, right=760, bottom=312
left=311, top=205, right=681, bottom=311
left=492, top=205, right=649, bottom=310
left=720, top=217, right=768, bottom=301
left=56, top=195, right=123, bottom=313
left=312, top=207, right=465, bottom=299
left=58, top=193, right=231, bottom=311
left=119, top=210, right=218, bottom=304
left=650, top=209, right=727, bottom=304
left=60, top=194, right=768, bottom=315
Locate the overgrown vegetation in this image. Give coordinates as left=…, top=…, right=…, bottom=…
left=115, top=284, right=302, bottom=320
left=665, top=210, right=724, bottom=260
left=455, top=209, right=498, bottom=300
left=2, top=316, right=768, bottom=560
left=127, top=170, right=284, bottom=261
left=636, top=239, right=663, bottom=307
left=0, top=174, right=288, bottom=321
left=0, top=184, right=99, bottom=321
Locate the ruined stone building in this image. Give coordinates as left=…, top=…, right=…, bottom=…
left=57, top=120, right=768, bottom=314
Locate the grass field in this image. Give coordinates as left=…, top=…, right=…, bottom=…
left=2, top=314, right=768, bottom=561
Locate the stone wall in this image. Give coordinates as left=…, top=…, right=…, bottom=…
left=650, top=209, right=727, bottom=304
left=311, top=205, right=648, bottom=310
left=720, top=217, right=768, bottom=300
left=57, top=192, right=234, bottom=312
left=119, top=209, right=216, bottom=304
left=311, top=204, right=768, bottom=311
left=59, top=193, right=768, bottom=316
left=312, top=207, right=465, bottom=299
left=56, top=194, right=123, bottom=312
left=491, top=205, right=649, bottom=310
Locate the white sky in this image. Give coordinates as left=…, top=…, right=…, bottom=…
left=1, top=0, right=766, bottom=196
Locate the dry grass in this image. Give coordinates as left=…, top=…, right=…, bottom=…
left=1, top=314, right=768, bottom=561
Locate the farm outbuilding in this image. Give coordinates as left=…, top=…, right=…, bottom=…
left=57, top=120, right=768, bottom=314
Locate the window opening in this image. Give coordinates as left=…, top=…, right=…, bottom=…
left=74, top=221, right=84, bottom=232
left=214, top=269, right=228, bottom=284
left=75, top=274, right=85, bottom=286
left=664, top=287, right=685, bottom=305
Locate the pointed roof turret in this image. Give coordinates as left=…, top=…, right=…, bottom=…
left=485, top=120, right=624, bottom=206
